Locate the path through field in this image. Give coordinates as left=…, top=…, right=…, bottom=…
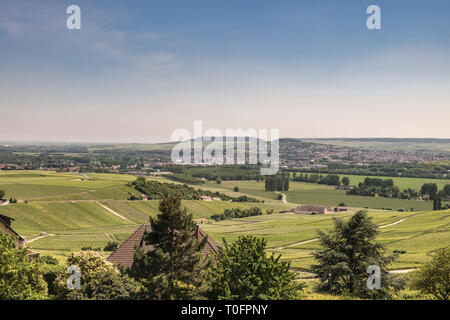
left=97, top=202, right=134, bottom=223
left=27, top=233, right=55, bottom=244
left=378, top=218, right=408, bottom=228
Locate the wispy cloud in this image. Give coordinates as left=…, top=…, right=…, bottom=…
left=0, top=0, right=171, bottom=66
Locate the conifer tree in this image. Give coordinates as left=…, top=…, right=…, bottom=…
left=131, top=196, right=211, bottom=299
left=311, top=211, right=406, bottom=299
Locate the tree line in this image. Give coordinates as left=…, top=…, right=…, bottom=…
left=211, top=207, right=263, bottom=221
left=130, top=177, right=260, bottom=203
left=265, top=173, right=290, bottom=191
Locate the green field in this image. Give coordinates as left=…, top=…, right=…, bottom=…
left=201, top=209, right=450, bottom=271
left=206, top=179, right=433, bottom=211
left=0, top=170, right=448, bottom=271
left=332, top=174, right=448, bottom=191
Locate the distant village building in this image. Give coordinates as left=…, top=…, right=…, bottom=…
left=107, top=225, right=219, bottom=268
left=200, top=196, right=212, bottom=201
left=335, top=207, right=350, bottom=212
left=290, top=205, right=332, bottom=215
left=141, top=194, right=148, bottom=201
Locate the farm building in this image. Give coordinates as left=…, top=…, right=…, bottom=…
left=200, top=196, right=212, bottom=201
left=0, top=213, right=26, bottom=248
left=107, top=225, right=219, bottom=268
left=290, top=205, right=332, bottom=215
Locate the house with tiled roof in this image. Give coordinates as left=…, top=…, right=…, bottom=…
left=0, top=213, right=26, bottom=248
left=107, top=225, right=219, bottom=268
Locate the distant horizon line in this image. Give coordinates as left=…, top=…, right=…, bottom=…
left=2, top=137, right=450, bottom=145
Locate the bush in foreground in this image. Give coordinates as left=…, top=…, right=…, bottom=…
left=0, top=234, right=48, bottom=300
left=208, top=235, right=303, bottom=300
left=410, top=247, right=450, bottom=300
left=54, top=251, right=142, bottom=300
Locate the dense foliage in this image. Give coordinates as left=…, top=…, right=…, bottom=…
left=208, top=235, right=303, bottom=300
left=347, top=178, right=400, bottom=198
left=265, top=173, right=290, bottom=191
left=163, top=173, right=205, bottom=185
left=211, top=207, right=263, bottom=221
left=411, top=247, right=450, bottom=300
left=130, top=177, right=259, bottom=202
left=54, top=251, right=142, bottom=300
left=292, top=172, right=341, bottom=186
left=311, top=211, right=406, bottom=299
left=0, top=234, right=48, bottom=299
left=165, top=165, right=263, bottom=181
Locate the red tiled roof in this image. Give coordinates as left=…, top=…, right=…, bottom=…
left=107, top=225, right=152, bottom=268
left=107, top=225, right=219, bottom=268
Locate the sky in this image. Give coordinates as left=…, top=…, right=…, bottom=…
left=0, top=0, right=449, bottom=143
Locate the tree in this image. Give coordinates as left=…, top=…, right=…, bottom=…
left=311, top=211, right=405, bottom=299
left=208, top=235, right=303, bottom=300
left=421, top=183, right=438, bottom=198
left=411, top=247, right=450, bottom=300
left=130, top=196, right=211, bottom=299
left=443, top=184, right=450, bottom=197
left=104, top=241, right=119, bottom=252
left=54, top=251, right=141, bottom=300
left=0, top=189, right=5, bottom=200
left=0, top=234, right=48, bottom=300
left=233, top=186, right=239, bottom=192
left=433, top=196, right=443, bottom=211
left=342, top=177, right=350, bottom=187
left=265, top=174, right=289, bottom=192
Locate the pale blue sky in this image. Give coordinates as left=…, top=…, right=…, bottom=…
left=0, top=0, right=449, bottom=142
